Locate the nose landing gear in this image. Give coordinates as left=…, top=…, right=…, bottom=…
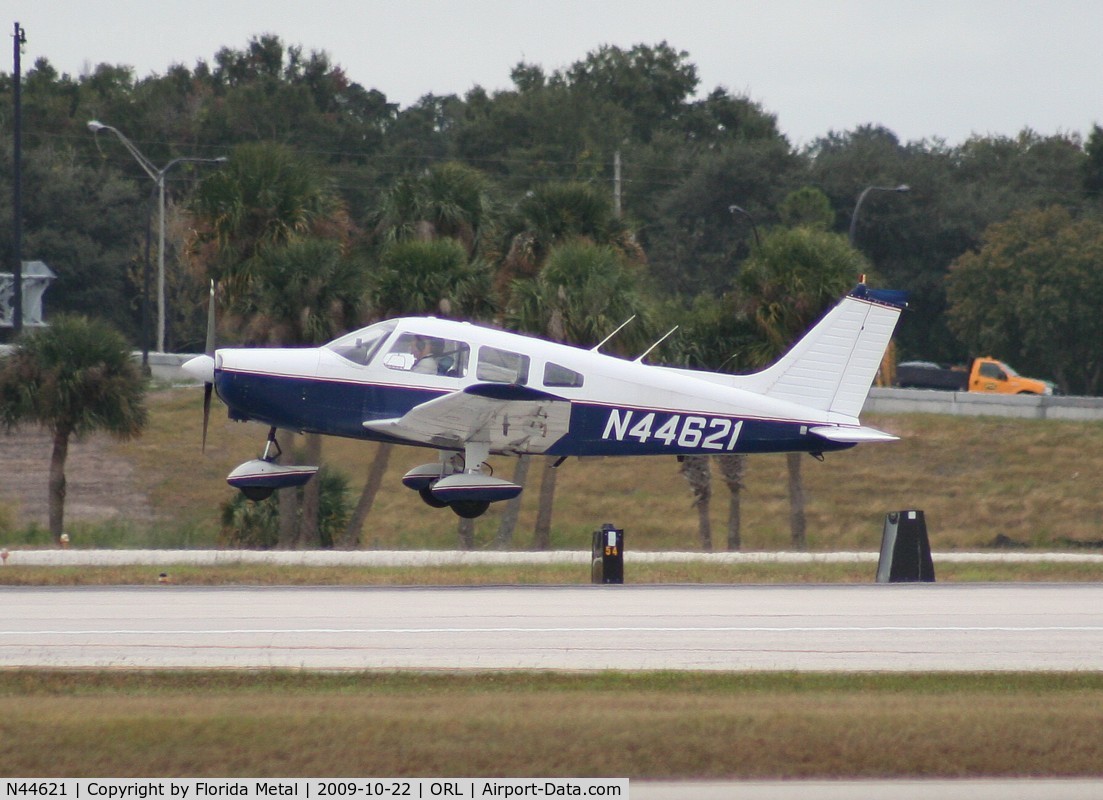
left=226, top=427, right=319, bottom=501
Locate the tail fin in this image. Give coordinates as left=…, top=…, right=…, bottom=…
left=741, top=285, right=906, bottom=419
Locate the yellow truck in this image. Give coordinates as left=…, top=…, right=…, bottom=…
left=895, top=357, right=1053, bottom=395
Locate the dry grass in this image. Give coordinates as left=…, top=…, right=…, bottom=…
left=2, top=561, right=1103, bottom=586
left=6, top=388, right=1103, bottom=553
left=2, top=671, right=1103, bottom=778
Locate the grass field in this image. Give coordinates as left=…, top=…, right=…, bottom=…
left=2, top=560, right=1103, bottom=585
left=3, top=671, right=1103, bottom=778
left=4, top=387, right=1103, bottom=554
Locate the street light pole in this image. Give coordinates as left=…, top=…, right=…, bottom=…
left=729, top=204, right=761, bottom=247
left=849, top=184, right=910, bottom=247
left=87, top=121, right=225, bottom=354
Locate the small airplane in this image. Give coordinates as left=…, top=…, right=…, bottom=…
left=182, top=282, right=906, bottom=518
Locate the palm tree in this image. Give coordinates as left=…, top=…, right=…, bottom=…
left=348, top=162, right=500, bottom=548
left=493, top=454, right=532, bottom=549
left=717, top=453, right=746, bottom=550
left=245, top=238, right=366, bottom=345
left=348, top=163, right=500, bottom=547
left=247, top=237, right=368, bottom=548
left=188, top=143, right=354, bottom=549
left=508, top=239, right=648, bottom=549
left=679, top=455, right=713, bottom=550
left=343, top=238, right=496, bottom=549
left=500, top=183, right=646, bottom=551
left=371, top=161, right=499, bottom=260
left=499, top=181, right=644, bottom=291
left=371, top=166, right=504, bottom=546
left=738, top=225, right=868, bottom=549
left=188, top=141, right=348, bottom=302
left=368, top=239, right=494, bottom=321
left=662, top=293, right=756, bottom=550
left=0, top=316, right=147, bottom=541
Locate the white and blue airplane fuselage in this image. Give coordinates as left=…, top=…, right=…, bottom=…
left=184, top=284, right=905, bottom=517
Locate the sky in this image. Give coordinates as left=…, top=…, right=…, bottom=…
left=9, top=0, right=1103, bottom=147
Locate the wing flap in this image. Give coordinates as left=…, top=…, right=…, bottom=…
left=363, top=383, right=572, bottom=453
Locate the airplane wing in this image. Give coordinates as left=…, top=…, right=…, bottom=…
left=362, top=383, right=572, bottom=454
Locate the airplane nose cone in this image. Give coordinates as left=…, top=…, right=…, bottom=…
left=181, top=354, right=215, bottom=384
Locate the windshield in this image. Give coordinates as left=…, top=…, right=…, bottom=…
left=325, top=321, right=397, bottom=366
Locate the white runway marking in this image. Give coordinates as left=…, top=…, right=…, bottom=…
left=5, top=624, right=1103, bottom=635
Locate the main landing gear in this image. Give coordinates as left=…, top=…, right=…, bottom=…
left=402, top=443, right=522, bottom=519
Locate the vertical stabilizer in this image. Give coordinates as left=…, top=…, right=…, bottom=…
left=741, top=286, right=906, bottom=419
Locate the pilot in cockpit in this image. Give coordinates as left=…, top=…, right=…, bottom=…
left=410, top=335, right=439, bottom=374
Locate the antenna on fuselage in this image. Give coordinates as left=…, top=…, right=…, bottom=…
left=591, top=315, right=637, bottom=352
left=634, top=325, right=679, bottom=363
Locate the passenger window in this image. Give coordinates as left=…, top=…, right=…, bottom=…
left=544, top=362, right=584, bottom=388
left=383, top=333, right=469, bottom=377
left=477, top=346, right=529, bottom=384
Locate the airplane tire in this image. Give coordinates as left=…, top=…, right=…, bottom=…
left=241, top=486, right=275, bottom=502
left=450, top=500, right=490, bottom=519
left=419, top=486, right=449, bottom=508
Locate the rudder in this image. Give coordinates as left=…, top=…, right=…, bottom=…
left=740, top=285, right=906, bottom=419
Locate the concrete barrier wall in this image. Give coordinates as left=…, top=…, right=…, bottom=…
left=863, top=387, right=1103, bottom=421
left=146, top=352, right=197, bottom=383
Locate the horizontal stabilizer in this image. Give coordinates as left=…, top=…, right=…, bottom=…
left=809, top=425, right=899, bottom=443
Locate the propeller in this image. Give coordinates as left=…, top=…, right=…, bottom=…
left=201, top=280, right=217, bottom=451
left=181, top=280, right=217, bottom=451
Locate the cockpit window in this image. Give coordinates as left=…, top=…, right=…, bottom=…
left=326, top=322, right=395, bottom=366
left=477, top=346, right=529, bottom=384
left=544, top=362, right=584, bottom=388
left=383, top=333, right=470, bottom=378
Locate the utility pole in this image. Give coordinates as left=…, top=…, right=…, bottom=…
left=11, top=22, right=25, bottom=334
left=613, top=150, right=622, bottom=218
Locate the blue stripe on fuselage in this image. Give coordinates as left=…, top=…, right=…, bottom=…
left=216, top=369, right=446, bottom=439
left=215, top=371, right=854, bottom=457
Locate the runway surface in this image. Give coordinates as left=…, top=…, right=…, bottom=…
left=4, top=583, right=1103, bottom=670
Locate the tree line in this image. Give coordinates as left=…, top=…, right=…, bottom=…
left=3, top=35, right=1103, bottom=548
left=3, top=36, right=1103, bottom=384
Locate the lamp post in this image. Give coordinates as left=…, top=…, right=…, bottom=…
left=87, top=121, right=225, bottom=358
left=849, top=184, right=910, bottom=247
left=729, top=204, right=761, bottom=247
